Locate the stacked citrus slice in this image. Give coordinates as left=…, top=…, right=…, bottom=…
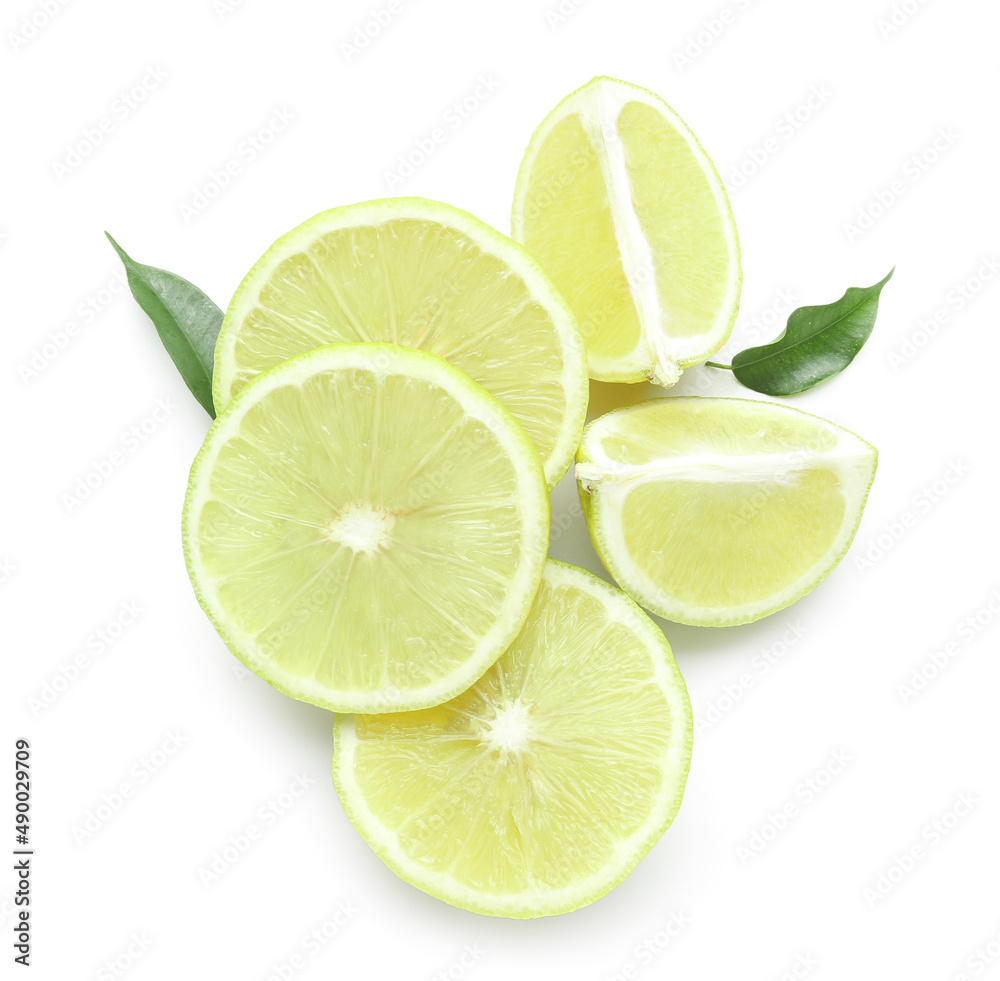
left=333, top=560, right=692, bottom=917
left=184, top=343, right=549, bottom=713
left=213, top=198, right=587, bottom=488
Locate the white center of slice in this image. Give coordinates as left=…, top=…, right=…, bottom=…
left=323, top=503, right=395, bottom=554
left=480, top=700, right=534, bottom=755
left=575, top=445, right=861, bottom=491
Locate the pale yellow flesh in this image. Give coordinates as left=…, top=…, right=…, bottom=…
left=577, top=398, right=877, bottom=626
left=517, top=112, right=643, bottom=366
left=616, top=472, right=846, bottom=609
left=334, top=561, right=692, bottom=917
left=619, top=102, right=733, bottom=340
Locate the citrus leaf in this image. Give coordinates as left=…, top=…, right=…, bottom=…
left=106, top=233, right=221, bottom=417
left=708, top=269, right=894, bottom=396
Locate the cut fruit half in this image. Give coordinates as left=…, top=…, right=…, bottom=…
left=183, top=343, right=549, bottom=713
left=333, top=560, right=692, bottom=918
left=512, top=76, right=741, bottom=386
left=576, top=398, right=877, bottom=626
left=213, top=197, right=588, bottom=488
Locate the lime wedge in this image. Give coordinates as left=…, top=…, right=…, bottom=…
left=577, top=398, right=877, bottom=626
left=512, top=76, right=741, bottom=386
left=333, top=560, right=692, bottom=918
left=184, top=343, right=549, bottom=713
left=213, top=197, right=587, bottom=488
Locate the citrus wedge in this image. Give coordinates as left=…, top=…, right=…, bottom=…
left=183, top=343, right=549, bottom=713
left=576, top=398, right=877, bottom=626
left=213, top=197, right=587, bottom=488
left=333, top=560, right=692, bottom=918
left=512, top=76, right=741, bottom=386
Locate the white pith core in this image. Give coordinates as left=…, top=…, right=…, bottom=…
left=576, top=447, right=864, bottom=491
left=323, top=503, right=395, bottom=554
left=479, top=699, right=534, bottom=755
left=577, top=83, right=680, bottom=387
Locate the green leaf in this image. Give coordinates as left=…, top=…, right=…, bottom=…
left=707, top=269, right=894, bottom=396
left=106, top=232, right=222, bottom=417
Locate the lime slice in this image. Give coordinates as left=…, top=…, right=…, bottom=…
left=213, top=197, right=587, bottom=489
left=183, top=343, right=549, bottom=713
left=333, top=560, right=692, bottom=918
left=577, top=398, right=877, bottom=626
left=512, top=76, right=741, bottom=387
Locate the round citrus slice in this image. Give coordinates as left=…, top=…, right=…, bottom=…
left=576, top=397, right=877, bottom=626
left=183, top=343, right=549, bottom=713
left=512, top=76, right=741, bottom=387
left=333, top=560, right=692, bottom=918
left=213, top=197, right=587, bottom=488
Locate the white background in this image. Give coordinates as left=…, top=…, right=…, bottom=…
left=4, top=0, right=1000, bottom=978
